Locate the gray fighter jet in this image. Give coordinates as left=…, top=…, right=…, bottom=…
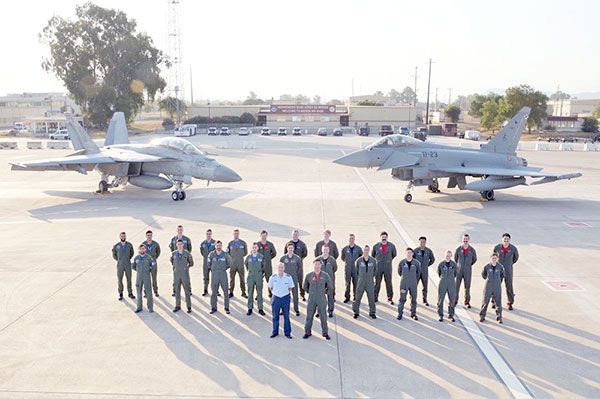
left=334, top=107, right=582, bottom=202
left=10, top=113, right=241, bottom=201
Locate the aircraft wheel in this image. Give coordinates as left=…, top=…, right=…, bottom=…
left=482, top=190, right=495, bottom=201
left=99, top=180, right=109, bottom=193
left=179, top=191, right=186, bottom=201
left=404, top=193, right=413, bottom=203
left=171, top=191, right=180, bottom=201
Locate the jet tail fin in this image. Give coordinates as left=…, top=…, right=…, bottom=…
left=104, top=112, right=129, bottom=146
left=480, top=106, right=530, bottom=154
left=66, top=114, right=100, bottom=154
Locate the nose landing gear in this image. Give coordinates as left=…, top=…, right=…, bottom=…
left=404, top=181, right=414, bottom=203
left=171, top=181, right=187, bottom=201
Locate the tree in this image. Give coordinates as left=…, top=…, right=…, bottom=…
left=388, top=89, right=401, bottom=103
left=243, top=91, right=265, bottom=105
left=40, top=2, right=167, bottom=127
left=399, top=86, right=417, bottom=104
left=294, top=94, right=310, bottom=104
left=444, top=104, right=461, bottom=123
left=373, top=90, right=384, bottom=97
left=159, top=96, right=187, bottom=119
left=312, top=95, right=321, bottom=104
left=357, top=100, right=383, bottom=106
left=594, top=105, right=600, bottom=120
left=469, top=93, right=502, bottom=117
left=581, top=117, right=599, bottom=132
left=162, top=117, right=174, bottom=129
left=480, top=99, right=504, bottom=132
left=550, top=90, right=570, bottom=100
left=329, top=99, right=344, bottom=105
left=239, top=112, right=256, bottom=125
left=498, top=85, right=548, bottom=133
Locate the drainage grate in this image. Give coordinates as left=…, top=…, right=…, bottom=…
left=543, top=281, right=584, bottom=292
left=564, top=222, right=591, bottom=228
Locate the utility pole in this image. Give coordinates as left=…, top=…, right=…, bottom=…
left=425, top=58, right=432, bottom=125
left=189, top=65, right=194, bottom=105
left=409, top=66, right=418, bottom=129
left=435, top=88, right=438, bottom=112
left=448, top=88, right=452, bottom=105
left=351, top=77, right=355, bottom=97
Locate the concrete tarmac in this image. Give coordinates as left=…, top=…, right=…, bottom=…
left=0, top=134, right=598, bottom=398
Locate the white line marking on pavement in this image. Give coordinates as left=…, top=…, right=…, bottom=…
left=342, top=150, right=533, bottom=399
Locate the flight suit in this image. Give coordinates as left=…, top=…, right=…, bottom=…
left=142, top=240, right=161, bottom=295
left=227, top=239, right=248, bottom=296
left=397, top=258, right=421, bottom=318
left=480, top=263, right=505, bottom=321
left=132, top=254, right=155, bottom=311
left=208, top=250, right=232, bottom=310
left=170, top=235, right=192, bottom=294
left=315, top=255, right=338, bottom=314
left=112, top=241, right=134, bottom=296
left=493, top=243, right=519, bottom=305
left=286, top=239, right=308, bottom=297
left=171, top=250, right=194, bottom=310
left=245, top=253, right=265, bottom=311
left=372, top=242, right=397, bottom=301
left=200, top=239, right=216, bottom=293
left=454, top=245, right=477, bottom=305
left=352, top=256, right=377, bottom=316
left=303, top=271, right=333, bottom=335
left=280, top=253, right=303, bottom=313
left=314, top=240, right=339, bottom=259
left=256, top=241, right=277, bottom=283
left=437, top=260, right=458, bottom=318
left=341, top=245, right=363, bottom=301
left=413, top=246, right=435, bottom=303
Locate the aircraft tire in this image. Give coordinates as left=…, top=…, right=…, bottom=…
left=171, top=191, right=180, bottom=201
left=99, top=180, right=109, bottom=193
left=404, top=193, right=413, bottom=203
left=179, top=191, right=186, bottom=201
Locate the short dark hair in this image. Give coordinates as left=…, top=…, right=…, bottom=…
left=286, top=241, right=294, bottom=247
left=206, top=229, right=212, bottom=233
left=364, top=244, right=370, bottom=249
left=120, top=231, right=126, bottom=235
left=313, top=259, right=320, bottom=264
left=418, top=236, right=426, bottom=241
left=406, top=247, right=413, bottom=252
left=380, top=231, right=388, bottom=237
left=146, top=230, right=153, bottom=235
left=216, top=240, right=222, bottom=244
left=491, top=252, right=499, bottom=257
left=234, top=228, right=239, bottom=232
left=176, top=239, right=183, bottom=243
left=261, top=230, right=268, bottom=235
left=463, top=233, right=470, bottom=238
left=502, top=233, right=511, bottom=239
left=177, top=225, right=183, bottom=228
left=139, top=244, right=145, bottom=249
left=349, top=233, right=355, bottom=237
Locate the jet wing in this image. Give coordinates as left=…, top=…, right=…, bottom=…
left=103, top=148, right=177, bottom=163
left=10, top=153, right=116, bottom=171
left=431, top=166, right=582, bottom=182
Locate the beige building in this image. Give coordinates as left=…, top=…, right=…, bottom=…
left=548, top=98, right=600, bottom=117
left=0, top=92, right=81, bottom=128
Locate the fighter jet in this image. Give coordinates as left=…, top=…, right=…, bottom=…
left=10, top=113, right=242, bottom=201
left=334, top=107, right=582, bottom=202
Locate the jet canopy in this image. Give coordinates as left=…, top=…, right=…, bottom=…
left=150, top=137, right=205, bottom=155
left=367, top=134, right=421, bottom=150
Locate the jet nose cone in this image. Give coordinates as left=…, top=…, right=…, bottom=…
left=333, top=149, right=371, bottom=168
left=214, top=165, right=242, bottom=182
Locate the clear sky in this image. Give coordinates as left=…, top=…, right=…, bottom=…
left=1, top=0, right=598, bottom=102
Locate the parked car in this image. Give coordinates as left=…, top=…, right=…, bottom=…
left=358, top=126, right=370, bottom=136
left=238, top=127, right=250, bottom=136
left=292, top=127, right=302, bottom=136
left=592, top=134, right=600, bottom=143
left=317, top=128, right=327, bottom=136
left=399, top=126, right=409, bottom=135
left=207, top=126, right=218, bottom=136
left=260, top=127, right=271, bottom=136
left=457, top=130, right=466, bottom=139
left=464, top=130, right=481, bottom=141
left=8, top=128, right=18, bottom=136
left=173, top=124, right=197, bottom=137
left=220, top=127, right=230, bottom=136
left=411, top=127, right=427, bottom=142
left=277, top=127, right=287, bottom=136
left=333, top=128, right=343, bottom=136
left=562, top=136, right=576, bottom=143
left=379, top=125, right=394, bottom=136
left=49, top=128, right=69, bottom=140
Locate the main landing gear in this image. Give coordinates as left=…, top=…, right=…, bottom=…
left=480, top=190, right=495, bottom=201
left=427, top=178, right=441, bottom=193
left=171, top=181, right=187, bottom=201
